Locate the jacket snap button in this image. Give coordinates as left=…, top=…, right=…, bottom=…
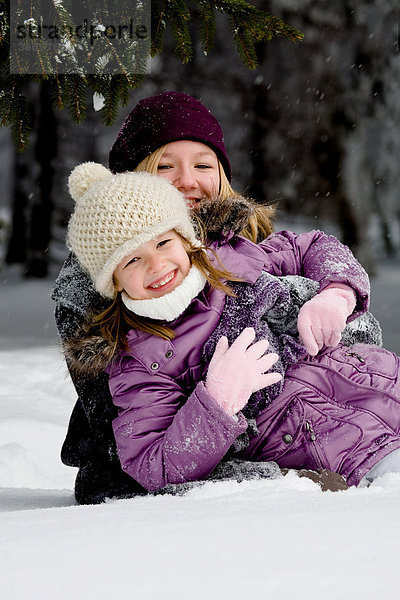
left=283, top=434, right=293, bottom=444
left=165, top=350, right=173, bottom=358
left=151, top=362, right=159, bottom=370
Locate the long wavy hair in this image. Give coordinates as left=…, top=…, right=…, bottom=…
left=135, top=145, right=276, bottom=242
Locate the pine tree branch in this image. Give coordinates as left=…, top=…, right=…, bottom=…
left=65, top=75, right=87, bottom=123
left=167, top=0, right=193, bottom=63
left=192, top=0, right=216, bottom=56
left=229, top=17, right=258, bottom=69
left=151, top=0, right=169, bottom=56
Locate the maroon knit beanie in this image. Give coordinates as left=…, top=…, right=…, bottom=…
left=108, top=91, right=231, bottom=181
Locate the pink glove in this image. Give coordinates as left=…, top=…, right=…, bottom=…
left=297, top=284, right=357, bottom=356
left=205, top=327, right=282, bottom=417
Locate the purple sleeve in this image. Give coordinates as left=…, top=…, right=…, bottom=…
left=259, top=229, right=370, bottom=320
left=109, top=363, right=247, bottom=492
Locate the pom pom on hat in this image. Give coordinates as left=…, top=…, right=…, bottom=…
left=68, top=162, right=111, bottom=202
left=66, top=163, right=198, bottom=299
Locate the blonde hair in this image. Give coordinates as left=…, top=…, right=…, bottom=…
left=135, top=146, right=275, bottom=242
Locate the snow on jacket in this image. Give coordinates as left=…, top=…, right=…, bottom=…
left=105, top=229, right=388, bottom=492
left=53, top=197, right=381, bottom=502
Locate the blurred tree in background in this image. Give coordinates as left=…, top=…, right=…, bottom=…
left=247, top=0, right=400, bottom=273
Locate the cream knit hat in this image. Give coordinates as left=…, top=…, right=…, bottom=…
left=67, top=162, right=198, bottom=298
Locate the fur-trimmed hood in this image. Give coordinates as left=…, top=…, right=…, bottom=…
left=63, top=330, right=117, bottom=378
left=196, top=195, right=266, bottom=240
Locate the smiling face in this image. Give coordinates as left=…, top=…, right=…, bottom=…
left=113, top=230, right=191, bottom=300
left=156, top=140, right=220, bottom=210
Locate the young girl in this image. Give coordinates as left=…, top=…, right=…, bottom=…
left=54, top=92, right=381, bottom=503
left=64, top=163, right=400, bottom=494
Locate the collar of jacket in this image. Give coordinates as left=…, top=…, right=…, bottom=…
left=196, top=195, right=259, bottom=240
left=207, top=235, right=268, bottom=284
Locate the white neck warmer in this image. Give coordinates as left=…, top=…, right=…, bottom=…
left=121, top=265, right=207, bottom=322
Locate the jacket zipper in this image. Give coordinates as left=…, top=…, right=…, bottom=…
left=345, top=351, right=365, bottom=363
left=305, top=420, right=324, bottom=469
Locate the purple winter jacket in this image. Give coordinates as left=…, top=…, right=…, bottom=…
left=105, top=229, right=400, bottom=491
left=241, top=344, right=400, bottom=486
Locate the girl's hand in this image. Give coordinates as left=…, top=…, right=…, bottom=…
left=297, top=284, right=357, bottom=356
left=205, top=327, right=282, bottom=416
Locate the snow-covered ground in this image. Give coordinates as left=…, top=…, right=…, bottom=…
left=1, top=261, right=400, bottom=599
